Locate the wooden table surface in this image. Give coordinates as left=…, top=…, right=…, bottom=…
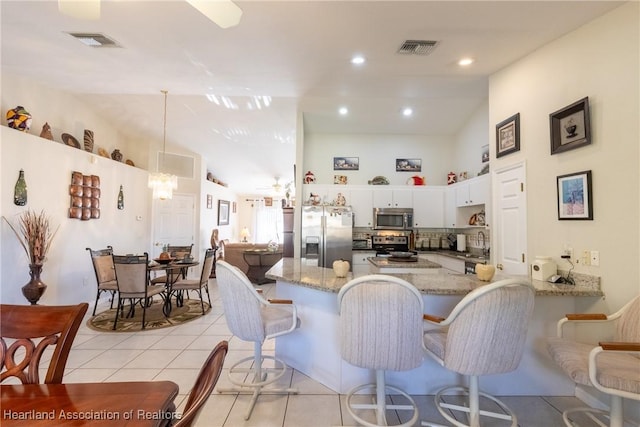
left=1, top=381, right=179, bottom=426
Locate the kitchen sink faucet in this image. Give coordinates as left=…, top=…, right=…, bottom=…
left=478, top=231, right=486, bottom=256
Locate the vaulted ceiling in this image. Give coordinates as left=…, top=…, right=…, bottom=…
left=1, top=1, right=623, bottom=194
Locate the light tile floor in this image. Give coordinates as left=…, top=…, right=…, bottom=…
left=64, top=279, right=614, bottom=427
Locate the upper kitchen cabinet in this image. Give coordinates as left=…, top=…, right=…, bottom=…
left=373, top=188, right=412, bottom=208
left=455, top=174, right=490, bottom=207
left=350, top=188, right=374, bottom=227
left=412, top=188, right=444, bottom=228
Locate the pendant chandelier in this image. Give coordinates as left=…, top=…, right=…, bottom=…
left=148, top=90, right=178, bottom=200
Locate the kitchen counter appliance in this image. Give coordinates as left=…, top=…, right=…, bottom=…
left=301, top=205, right=353, bottom=269
left=372, top=207, right=413, bottom=230
left=371, top=235, right=410, bottom=256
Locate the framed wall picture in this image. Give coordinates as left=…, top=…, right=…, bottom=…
left=334, top=175, right=348, bottom=185
left=481, top=144, right=489, bottom=163
left=496, top=113, right=520, bottom=158
left=395, top=158, right=421, bottom=172
left=264, top=196, right=273, bottom=207
left=550, top=97, right=591, bottom=155
left=557, top=170, right=593, bottom=220
left=217, top=200, right=230, bottom=225
left=333, top=157, right=359, bottom=170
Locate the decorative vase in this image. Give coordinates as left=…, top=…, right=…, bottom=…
left=117, top=185, right=124, bottom=210
left=40, top=122, right=53, bottom=140
left=22, top=264, right=47, bottom=305
left=332, top=259, right=350, bottom=278
left=83, top=129, right=94, bottom=152
left=14, top=169, right=27, bottom=206
left=475, top=264, right=496, bottom=282
left=111, top=149, right=123, bottom=162
left=6, top=106, right=32, bottom=132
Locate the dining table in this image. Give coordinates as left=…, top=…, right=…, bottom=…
left=1, top=380, right=179, bottom=426
left=148, top=260, right=199, bottom=315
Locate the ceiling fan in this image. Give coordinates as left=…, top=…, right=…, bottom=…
left=256, top=177, right=284, bottom=194
left=58, top=0, right=242, bottom=28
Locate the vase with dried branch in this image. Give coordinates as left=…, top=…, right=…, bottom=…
left=3, top=210, right=59, bottom=304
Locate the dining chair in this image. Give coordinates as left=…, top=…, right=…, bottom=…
left=173, top=340, right=228, bottom=427
left=1, top=303, right=88, bottom=384
left=421, top=279, right=535, bottom=427
left=338, top=274, right=425, bottom=427
left=547, top=295, right=640, bottom=427
left=150, top=243, right=194, bottom=285
left=112, top=253, right=167, bottom=330
left=86, top=246, right=118, bottom=315
left=215, top=260, right=299, bottom=420
left=171, top=248, right=215, bottom=315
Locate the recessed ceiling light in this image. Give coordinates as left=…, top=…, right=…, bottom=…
left=458, top=58, right=474, bottom=66
left=402, top=107, right=413, bottom=117
left=351, top=55, right=365, bottom=65
left=338, top=107, right=349, bottom=116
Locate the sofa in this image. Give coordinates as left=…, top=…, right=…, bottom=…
left=220, top=241, right=283, bottom=275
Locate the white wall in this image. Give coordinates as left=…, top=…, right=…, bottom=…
left=1, top=74, right=146, bottom=169
left=1, top=77, right=241, bottom=305
left=490, top=2, right=639, bottom=416
left=1, top=127, right=151, bottom=305
left=490, top=2, right=639, bottom=311
left=454, top=101, right=490, bottom=178
left=302, top=133, right=455, bottom=186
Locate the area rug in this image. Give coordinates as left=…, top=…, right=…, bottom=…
left=88, top=299, right=211, bottom=332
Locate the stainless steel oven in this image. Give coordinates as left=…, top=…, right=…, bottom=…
left=372, top=208, right=413, bottom=231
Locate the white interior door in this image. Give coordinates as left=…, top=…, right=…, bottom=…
left=152, top=193, right=195, bottom=258
left=493, top=162, right=528, bottom=275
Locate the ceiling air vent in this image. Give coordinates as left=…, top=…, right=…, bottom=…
left=397, top=40, right=439, bottom=56
left=67, top=33, right=121, bottom=48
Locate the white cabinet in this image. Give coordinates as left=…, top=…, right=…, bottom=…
left=455, top=175, right=490, bottom=207
left=373, top=188, right=412, bottom=208
left=350, top=188, right=374, bottom=227
left=412, top=188, right=444, bottom=228
left=444, top=187, right=458, bottom=228
left=352, top=251, right=376, bottom=265
left=434, top=255, right=465, bottom=273
left=352, top=251, right=376, bottom=275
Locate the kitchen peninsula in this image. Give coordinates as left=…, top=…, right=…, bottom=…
left=266, top=258, right=602, bottom=395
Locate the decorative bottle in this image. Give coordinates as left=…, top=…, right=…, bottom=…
left=117, top=185, right=124, bottom=210
left=14, top=169, right=27, bottom=206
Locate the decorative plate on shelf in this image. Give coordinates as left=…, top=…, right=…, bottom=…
left=97, top=147, right=109, bottom=158
left=61, top=133, right=81, bottom=149
left=125, top=159, right=135, bottom=167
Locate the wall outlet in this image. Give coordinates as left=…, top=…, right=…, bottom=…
left=581, top=250, right=591, bottom=266
left=590, top=250, right=600, bottom=266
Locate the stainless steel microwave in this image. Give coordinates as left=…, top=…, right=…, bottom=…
left=372, top=208, right=413, bottom=230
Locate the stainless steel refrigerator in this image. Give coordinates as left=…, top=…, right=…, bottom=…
left=301, top=205, right=353, bottom=269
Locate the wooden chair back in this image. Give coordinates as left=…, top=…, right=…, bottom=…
left=1, top=303, right=88, bottom=384
left=174, top=340, right=228, bottom=427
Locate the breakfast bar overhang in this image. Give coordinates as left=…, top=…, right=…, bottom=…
left=266, top=258, right=603, bottom=395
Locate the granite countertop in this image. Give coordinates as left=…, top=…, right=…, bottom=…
left=418, top=249, right=489, bottom=264
left=265, top=258, right=603, bottom=297
left=368, top=256, right=441, bottom=269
